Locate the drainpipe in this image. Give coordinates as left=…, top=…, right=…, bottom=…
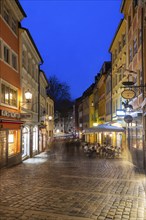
left=38, top=63, right=43, bottom=153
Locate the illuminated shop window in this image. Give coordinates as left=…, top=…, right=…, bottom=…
left=8, top=130, right=20, bottom=156
left=33, top=126, right=38, bottom=152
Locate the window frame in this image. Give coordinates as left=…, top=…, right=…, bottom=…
left=1, top=81, right=18, bottom=108
left=11, top=51, right=18, bottom=70
left=3, top=44, right=10, bottom=64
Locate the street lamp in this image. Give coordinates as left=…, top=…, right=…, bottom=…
left=24, top=90, right=32, bottom=103
left=48, top=116, right=53, bottom=121
left=20, top=90, right=32, bottom=107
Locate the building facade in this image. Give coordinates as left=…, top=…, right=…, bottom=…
left=0, top=0, right=26, bottom=167
left=19, top=27, right=43, bottom=159
left=109, top=19, right=127, bottom=154
left=39, top=70, right=49, bottom=152
left=121, top=0, right=145, bottom=168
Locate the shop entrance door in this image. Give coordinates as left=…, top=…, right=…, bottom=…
left=0, top=130, right=7, bottom=167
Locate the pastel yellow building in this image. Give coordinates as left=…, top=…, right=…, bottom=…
left=109, top=18, right=126, bottom=151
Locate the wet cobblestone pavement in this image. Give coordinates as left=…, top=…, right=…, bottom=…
left=0, top=142, right=146, bottom=220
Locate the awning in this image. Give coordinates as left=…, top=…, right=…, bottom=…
left=85, top=124, right=125, bottom=133
left=0, top=119, right=24, bottom=124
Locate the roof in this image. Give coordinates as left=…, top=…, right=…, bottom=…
left=85, top=124, right=125, bottom=133
left=16, top=0, right=27, bottom=18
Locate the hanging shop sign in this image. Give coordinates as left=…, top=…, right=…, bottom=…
left=20, top=113, right=32, bottom=120
left=124, top=115, right=133, bottom=123
left=121, top=89, right=136, bottom=100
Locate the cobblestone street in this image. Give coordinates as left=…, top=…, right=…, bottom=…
left=0, top=142, right=146, bottom=220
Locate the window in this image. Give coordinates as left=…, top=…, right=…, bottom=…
left=133, top=0, right=138, bottom=7
left=12, top=53, right=17, bottom=70
left=12, top=17, right=17, bottom=34
left=28, top=58, right=32, bottom=75
left=22, top=50, right=27, bottom=68
left=133, top=37, right=138, bottom=56
left=32, top=63, right=35, bottom=78
left=122, top=34, right=126, bottom=46
left=129, top=46, right=133, bottom=63
left=128, top=16, right=131, bottom=30
left=115, top=49, right=117, bottom=59
left=3, top=7, right=9, bottom=24
left=35, top=66, right=38, bottom=82
left=119, top=41, right=122, bottom=53
left=133, top=0, right=138, bottom=16
left=1, top=83, right=17, bottom=107
left=4, top=45, right=10, bottom=63
left=138, top=29, right=142, bottom=47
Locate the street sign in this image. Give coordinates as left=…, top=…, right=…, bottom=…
left=124, top=115, right=133, bottom=123
left=121, top=89, right=136, bottom=99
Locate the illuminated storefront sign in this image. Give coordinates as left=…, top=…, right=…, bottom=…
left=0, top=110, right=20, bottom=119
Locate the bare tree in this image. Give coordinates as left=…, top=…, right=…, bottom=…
left=47, top=75, right=73, bottom=116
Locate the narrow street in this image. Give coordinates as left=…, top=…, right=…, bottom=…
left=0, top=142, right=146, bottom=220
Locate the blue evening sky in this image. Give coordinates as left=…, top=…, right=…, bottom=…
left=20, top=0, right=123, bottom=100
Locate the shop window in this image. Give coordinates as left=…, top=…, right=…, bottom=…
left=4, top=45, right=10, bottom=64
left=8, top=130, right=20, bottom=156
left=1, top=83, right=17, bottom=107
left=33, top=127, right=38, bottom=152
left=22, top=127, right=29, bottom=157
